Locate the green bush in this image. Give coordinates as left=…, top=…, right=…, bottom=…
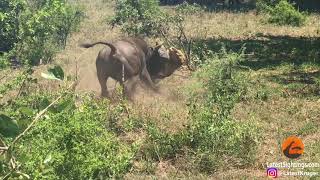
left=262, top=0, right=307, bottom=26
left=256, top=0, right=280, bottom=12
left=143, top=123, right=187, bottom=160
left=176, top=2, right=203, bottom=15
left=0, top=0, right=25, bottom=53
left=0, top=81, right=137, bottom=179
left=0, top=0, right=83, bottom=67
left=186, top=48, right=259, bottom=171
left=15, top=95, right=136, bottom=179
left=110, top=0, right=171, bottom=37
left=190, top=48, right=249, bottom=116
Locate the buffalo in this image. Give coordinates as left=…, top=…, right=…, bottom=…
left=80, top=37, right=184, bottom=99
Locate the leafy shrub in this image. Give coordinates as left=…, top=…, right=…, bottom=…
left=123, top=116, right=144, bottom=132
left=110, top=0, right=171, bottom=37
left=143, top=123, right=187, bottom=160
left=256, top=0, right=280, bottom=12
left=260, top=0, right=307, bottom=26
left=1, top=91, right=137, bottom=179
left=0, top=66, right=137, bottom=179
left=0, top=0, right=25, bottom=53
left=189, top=41, right=216, bottom=69
left=18, top=0, right=83, bottom=65
left=0, top=0, right=83, bottom=67
left=186, top=48, right=259, bottom=171
left=176, top=1, right=203, bottom=15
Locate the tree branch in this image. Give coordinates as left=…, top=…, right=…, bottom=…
left=176, top=21, right=195, bottom=71
left=0, top=136, right=7, bottom=155
left=0, top=136, right=6, bottom=147
left=0, top=147, right=8, bottom=151
left=159, top=28, right=175, bottom=47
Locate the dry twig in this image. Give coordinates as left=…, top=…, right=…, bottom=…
left=0, top=147, right=8, bottom=151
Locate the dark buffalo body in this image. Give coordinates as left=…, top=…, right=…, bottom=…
left=80, top=37, right=183, bottom=99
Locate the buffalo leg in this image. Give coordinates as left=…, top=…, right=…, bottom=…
left=122, top=75, right=139, bottom=101
left=97, top=70, right=109, bottom=97
left=140, top=67, right=159, bottom=92
left=125, top=75, right=139, bottom=99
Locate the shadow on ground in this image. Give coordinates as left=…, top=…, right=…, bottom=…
left=192, top=35, right=320, bottom=97
left=268, top=70, right=320, bottom=85
left=193, top=35, right=320, bottom=70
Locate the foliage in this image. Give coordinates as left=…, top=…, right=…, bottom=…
left=189, top=41, right=216, bottom=69
left=144, top=122, right=187, bottom=160
left=0, top=68, right=33, bottom=98
left=0, top=0, right=83, bottom=67
left=0, top=0, right=25, bottom=53
left=110, top=0, right=171, bottom=37
left=176, top=1, right=203, bottom=15
left=191, top=47, right=249, bottom=115
left=41, top=65, right=65, bottom=81
left=186, top=48, right=259, bottom=171
left=0, top=114, right=19, bottom=138
left=0, top=53, right=12, bottom=69
left=143, top=49, right=260, bottom=172
left=256, top=0, right=281, bottom=12
left=13, top=94, right=136, bottom=179
left=269, top=0, right=306, bottom=26
left=258, top=0, right=307, bottom=26
left=0, top=68, right=137, bottom=179
left=159, top=0, right=245, bottom=7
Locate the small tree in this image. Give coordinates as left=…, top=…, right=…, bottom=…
left=267, top=0, right=306, bottom=26
left=110, top=0, right=170, bottom=37
left=0, top=0, right=83, bottom=67
left=257, top=0, right=307, bottom=26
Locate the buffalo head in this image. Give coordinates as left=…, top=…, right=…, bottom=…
left=147, top=44, right=186, bottom=83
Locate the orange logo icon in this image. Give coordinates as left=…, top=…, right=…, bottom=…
left=282, top=136, right=304, bottom=159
